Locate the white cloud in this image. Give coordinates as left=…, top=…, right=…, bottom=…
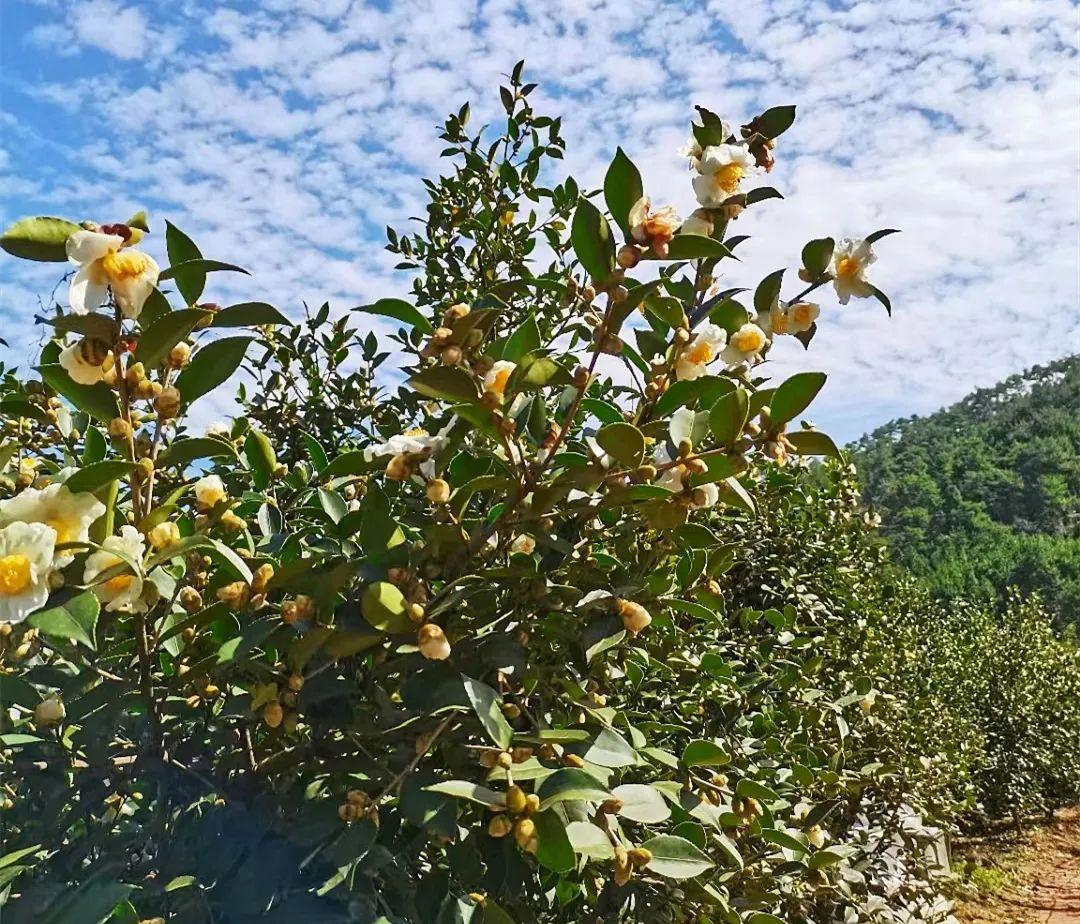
left=2, top=0, right=1078, bottom=441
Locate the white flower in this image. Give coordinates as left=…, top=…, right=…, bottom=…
left=59, top=339, right=112, bottom=385
left=678, top=136, right=704, bottom=169
left=829, top=238, right=876, bottom=304
left=194, top=474, right=228, bottom=509
left=363, top=418, right=456, bottom=461
left=722, top=322, right=769, bottom=366
left=676, top=323, right=727, bottom=381
left=205, top=421, right=230, bottom=438
left=66, top=229, right=160, bottom=319
left=0, top=483, right=105, bottom=567
left=690, top=482, right=720, bottom=509
left=628, top=197, right=682, bottom=257
left=692, top=145, right=756, bottom=207
left=509, top=534, right=536, bottom=555
left=679, top=208, right=714, bottom=238
left=84, top=525, right=146, bottom=613
left=760, top=301, right=820, bottom=337
left=483, top=360, right=517, bottom=397
left=0, top=521, right=56, bottom=624
left=585, top=436, right=614, bottom=470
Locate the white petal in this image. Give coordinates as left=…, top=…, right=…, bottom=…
left=669, top=407, right=697, bottom=446
left=66, top=230, right=123, bottom=266
left=68, top=266, right=108, bottom=315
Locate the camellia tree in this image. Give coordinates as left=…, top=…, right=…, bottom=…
left=0, top=66, right=917, bottom=924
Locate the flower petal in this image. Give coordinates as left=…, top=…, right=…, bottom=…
left=66, top=230, right=123, bottom=266
left=68, top=265, right=108, bottom=315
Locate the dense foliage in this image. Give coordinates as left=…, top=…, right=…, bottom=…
left=851, top=357, right=1080, bottom=623
left=0, top=68, right=1075, bottom=924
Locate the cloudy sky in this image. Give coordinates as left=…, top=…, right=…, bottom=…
left=1, top=0, right=1077, bottom=441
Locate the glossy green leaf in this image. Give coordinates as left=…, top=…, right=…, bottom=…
left=212, top=302, right=292, bottom=327
left=175, top=337, right=252, bottom=402
left=571, top=197, right=614, bottom=281
left=355, top=298, right=434, bottom=334
left=27, top=591, right=99, bottom=650
left=39, top=364, right=119, bottom=422
left=462, top=674, right=513, bottom=749
left=770, top=372, right=827, bottom=426
left=603, top=146, right=643, bottom=236
left=0, top=216, right=79, bottom=262
left=641, top=834, right=715, bottom=880
left=135, top=308, right=211, bottom=368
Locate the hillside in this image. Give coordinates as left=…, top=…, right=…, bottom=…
left=851, top=356, right=1080, bottom=622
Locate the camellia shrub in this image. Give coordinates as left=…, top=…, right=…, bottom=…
left=9, top=67, right=1039, bottom=924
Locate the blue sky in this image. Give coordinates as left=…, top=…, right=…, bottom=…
left=1, top=0, right=1078, bottom=441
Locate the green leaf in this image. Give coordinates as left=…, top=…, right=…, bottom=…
left=865, top=228, right=900, bottom=244
left=164, top=875, right=197, bottom=892
left=409, top=366, right=480, bottom=403
left=245, top=429, right=277, bottom=491
left=361, top=581, right=411, bottom=633
left=707, top=297, right=750, bottom=336
left=139, top=287, right=172, bottom=327
left=462, top=675, right=513, bottom=749
left=571, top=197, right=615, bottom=281
left=786, top=430, right=841, bottom=457
left=747, top=914, right=787, bottom=924
left=801, top=237, right=835, bottom=278
left=595, top=422, right=645, bottom=468
left=681, top=739, right=730, bottom=768
left=753, top=269, right=785, bottom=317
left=0, top=674, right=42, bottom=709
left=770, top=371, right=827, bottom=426
left=356, top=484, right=404, bottom=552
left=0, top=845, right=42, bottom=870
left=1, top=216, right=79, bottom=262
left=533, top=809, right=575, bottom=872
left=318, top=487, right=347, bottom=523
left=425, top=780, right=506, bottom=808
left=603, top=147, right=643, bottom=236
left=692, top=106, right=730, bottom=146
left=502, top=314, right=541, bottom=363
left=581, top=727, right=637, bottom=768
left=159, top=259, right=249, bottom=282
left=164, top=221, right=204, bottom=304
left=641, top=834, right=715, bottom=880
left=709, top=388, right=749, bottom=448
left=39, top=364, right=119, bottom=422
left=158, top=436, right=236, bottom=468
left=354, top=298, right=434, bottom=334
left=808, top=847, right=856, bottom=869
left=735, top=778, right=778, bottom=802
left=135, top=308, right=211, bottom=368
left=869, top=284, right=892, bottom=316
left=321, top=449, right=374, bottom=480
left=65, top=460, right=132, bottom=494
left=175, top=337, right=251, bottom=403
left=762, top=828, right=808, bottom=854
left=663, top=235, right=733, bottom=261
left=50, top=312, right=121, bottom=342
left=566, top=821, right=615, bottom=859
left=756, top=105, right=797, bottom=138
left=611, top=784, right=671, bottom=823
left=27, top=591, right=99, bottom=650
left=537, top=768, right=610, bottom=810
left=212, top=302, right=291, bottom=327
left=745, top=186, right=784, bottom=205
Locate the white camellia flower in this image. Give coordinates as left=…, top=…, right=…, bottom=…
left=58, top=339, right=112, bottom=385
left=205, top=421, right=231, bottom=438
left=692, top=144, right=756, bottom=207
left=585, top=436, right=613, bottom=470
left=761, top=301, right=820, bottom=337
left=722, top=322, right=769, bottom=366
left=0, top=521, right=56, bottom=624
left=84, top=525, right=146, bottom=613
left=677, top=136, right=704, bottom=170
left=691, top=482, right=720, bottom=509
left=509, top=534, right=536, bottom=555
left=482, top=360, right=517, bottom=397
left=679, top=208, right=714, bottom=238
left=66, top=229, right=160, bottom=319
left=675, top=323, right=727, bottom=381
left=628, top=197, right=682, bottom=258
left=363, top=418, right=456, bottom=461
left=829, top=238, right=876, bottom=303
left=0, top=483, right=105, bottom=567
left=194, top=474, right=228, bottom=509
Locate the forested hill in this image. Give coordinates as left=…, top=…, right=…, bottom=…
left=850, top=356, right=1080, bottom=622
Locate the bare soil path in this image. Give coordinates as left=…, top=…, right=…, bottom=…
left=957, top=808, right=1080, bottom=923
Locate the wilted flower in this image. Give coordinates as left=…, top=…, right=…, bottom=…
left=829, top=238, right=876, bottom=304
left=84, top=525, right=146, bottom=613
left=59, top=338, right=112, bottom=385
left=628, top=197, right=681, bottom=258
left=0, top=483, right=105, bottom=567
left=693, top=145, right=756, bottom=207
left=679, top=208, right=714, bottom=238
left=0, top=521, right=56, bottom=624
left=66, top=229, right=160, bottom=319
left=722, top=322, right=768, bottom=366
left=676, top=323, right=727, bottom=381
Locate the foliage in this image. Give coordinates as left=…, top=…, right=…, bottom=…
left=851, top=357, right=1080, bottom=623
left=6, top=64, right=1057, bottom=924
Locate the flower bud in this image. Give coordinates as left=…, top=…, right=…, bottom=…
left=616, top=244, right=641, bottom=269
left=147, top=520, right=181, bottom=551
left=488, top=814, right=514, bottom=838
left=281, top=594, right=314, bottom=624
left=219, top=510, right=246, bottom=533
left=418, top=623, right=451, bottom=660
left=154, top=386, right=182, bottom=419
left=514, top=818, right=538, bottom=853
left=426, top=478, right=451, bottom=504
left=617, top=599, right=651, bottom=636
left=614, top=846, right=633, bottom=885
left=807, top=825, right=827, bottom=849
left=217, top=581, right=250, bottom=612
left=440, top=345, right=463, bottom=366
left=444, top=303, right=470, bottom=323
left=179, top=586, right=203, bottom=613
left=125, top=361, right=146, bottom=389
left=251, top=563, right=275, bottom=595
left=627, top=847, right=652, bottom=867
left=505, top=785, right=528, bottom=814
left=385, top=453, right=411, bottom=481
left=108, top=417, right=132, bottom=441
left=166, top=341, right=192, bottom=369
left=263, top=701, right=284, bottom=728
left=34, top=696, right=65, bottom=727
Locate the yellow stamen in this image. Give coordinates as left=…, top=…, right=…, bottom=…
left=490, top=369, right=512, bottom=394
left=687, top=341, right=715, bottom=365
left=404, top=428, right=429, bottom=437
left=792, top=305, right=815, bottom=325
left=104, top=573, right=134, bottom=595
left=46, top=518, right=74, bottom=544
left=0, top=554, right=32, bottom=596
left=712, top=164, right=744, bottom=196
left=733, top=329, right=765, bottom=352
left=771, top=308, right=790, bottom=335
left=100, top=250, right=153, bottom=282
left=835, top=256, right=861, bottom=279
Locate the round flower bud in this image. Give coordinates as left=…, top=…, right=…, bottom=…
left=807, top=825, right=827, bottom=849
left=166, top=341, right=192, bottom=369
left=488, top=814, right=514, bottom=838
left=426, top=478, right=451, bottom=504
left=616, top=244, right=641, bottom=269
left=108, top=417, right=132, bottom=441
left=617, top=599, right=652, bottom=636
left=505, top=785, right=528, bottom=814
left=418, top=623, right=451, bottom=661
left=147, top=520, right=181, bottom=551
left=179, top=586, right=203, bottom=613
left=124, top=361, right=146, bottom=389
left=440, top=345, right=463, bottom=366
left=154, top=386, right=182, bottom=419
left=514, top=818, right=538, bottom=853
left=251, top=563, right=275, bottom=595
left=194, top=474, right=227, bottom=510
left=263, top=701, right=284, bottom=728
left=217, top=581, right=250, bottom=612
left=444, top=303, right=470, bottom=323
left=287, top=674, right=304, bottom=693
left=385, top=454, right=411, bottom=482
left=34, top=696, right=65, bottom=727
